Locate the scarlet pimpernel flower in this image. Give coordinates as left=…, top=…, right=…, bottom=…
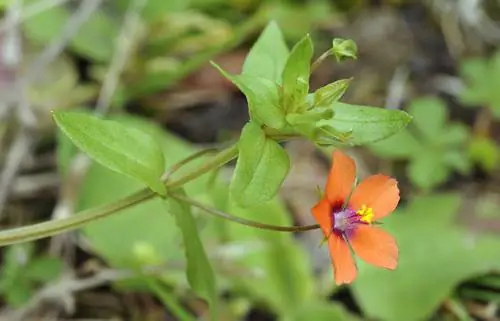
left=312, top=150, right=400, bottom=285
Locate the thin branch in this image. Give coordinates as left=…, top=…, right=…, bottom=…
left=171, top=193, right=320, bottom=232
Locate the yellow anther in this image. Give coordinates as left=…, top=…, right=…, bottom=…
left=356, top=205, right=374, bottom=223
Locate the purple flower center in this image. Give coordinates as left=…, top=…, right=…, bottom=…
left=331, top=205, right=365, bottom=238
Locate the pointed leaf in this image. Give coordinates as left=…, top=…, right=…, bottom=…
left=281, top=34, right=314, bottom=112
left=318, top=103, right=412, bottom=145
left=242, top=21, right=289, bottom=83
left=53, top=111, right=166, bottom=195
left=212, top=63, right=286, bottom=129
left=230, top=122, right=290, bottom=207
left=313, top=78, right=352, bottom=107
left=164, top=189, right=217, bottom=321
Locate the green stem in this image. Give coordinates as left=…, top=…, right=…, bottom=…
left=0, top=144, right=239, bottom=246
left=310, top=49, right=333, bottom=74
left=171, top=193, right=320, bottom=232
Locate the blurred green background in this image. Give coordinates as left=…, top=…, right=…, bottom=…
left=0, top=0, right=499, bottom=320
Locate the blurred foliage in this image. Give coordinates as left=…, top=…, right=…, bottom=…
left=0, top=243, right=62, bottom=308
left=353, top=194, right=500, bottom=321
left=369, top=97, right=471, bottom=191
left=460, top=51, right=500, bottom=118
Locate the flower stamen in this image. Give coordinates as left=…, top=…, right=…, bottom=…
left=356, top=204, right=374, bottom=223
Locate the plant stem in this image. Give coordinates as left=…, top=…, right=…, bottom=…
left=310, top=49, right=333, bottom=74
left=0, top=144, right=239, bottom=246
left=171, top=193, right=320, bottom=232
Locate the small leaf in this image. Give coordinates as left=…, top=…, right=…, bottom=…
left=313, top=78, right=352, bottom=107
left=230, top=122, right=290, bottom=207
left=409, top=97, right=447, bottom=140
left=331, top=38, right=357, bottom=62
left=469, top=136, right=500, bottom=172
left=22, top=1, right=67, bottom=45
left=281, top=34, right=314, bottom=113
left=408, top=151, right=449, bottom=191
left=318, top=103, right=412, bottom=145
left=242, top=21, right=289, bottom=83
left=443, top=150, right=471, bottom=174
left=53, top=111, right=166, bottom=195
left=71, top=10, right=120, bottom=63
left=164, top=189, right=218, bottom=321
left=438, top=124, right=469, bottom=146
left=286, top=108, right=333, bottom=126
left=5, top=278, right=32, bottom=308
left=25, top=257, right=63, bottom=283
left=212, top=63, right=286, bottom=129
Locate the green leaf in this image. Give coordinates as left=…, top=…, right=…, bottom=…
left=331, top=38, right=358, bottom=62
left=22, top=1, right=67, bottom=45
left=230, top=122, right=290, bottom=207
left=408, top=151, right=449, bottom=190
left=70, top=11, right=120, bottom=63
left=212, top=63, right=286, bottom=129
left=22, top=2, right=119, bottom=63
left=281, top=34, right=314, bottom=113
left=25, top=257, right=63, bottom=283
left=115, top=0, right=188, bottom=21
left=459, top=52, right=500, bottom=115
left=286, top=108, right=333, bottom=126
left=443, top=150, right=471, bottom=174
left=63, top=115, right=211, bottom=268
left=5, top=278, right=32, bottom=308
left=53, top=111, right=167, bottom=195
left=368, top=130, right=422, bottom=160
left=164, top=189, right=217, bottom=321
left=313, top=78, right=352, bottom=107
left=242, top=21, right=289, bottom=83
left=353, top=194, right=500, bottom=321
left=469, top=136, right=500, bottom=172
left=409, top=97, right=447, bottom=140
left=318, top=103, right=412, bottom=145
left=438, top=124, right=469, bottom=146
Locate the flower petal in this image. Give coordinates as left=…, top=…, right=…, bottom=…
left=326, top=150, right=356, bottom=206
left=311, top=198, right=331, bottom=235
left=349, top=225, right=398, bottom=269
left=328, top=233, right=357, bottom=285
left=349, top=174, right=400, bottom=220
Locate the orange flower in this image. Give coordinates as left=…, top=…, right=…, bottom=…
left=312, top=150, right=400, bottom=285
